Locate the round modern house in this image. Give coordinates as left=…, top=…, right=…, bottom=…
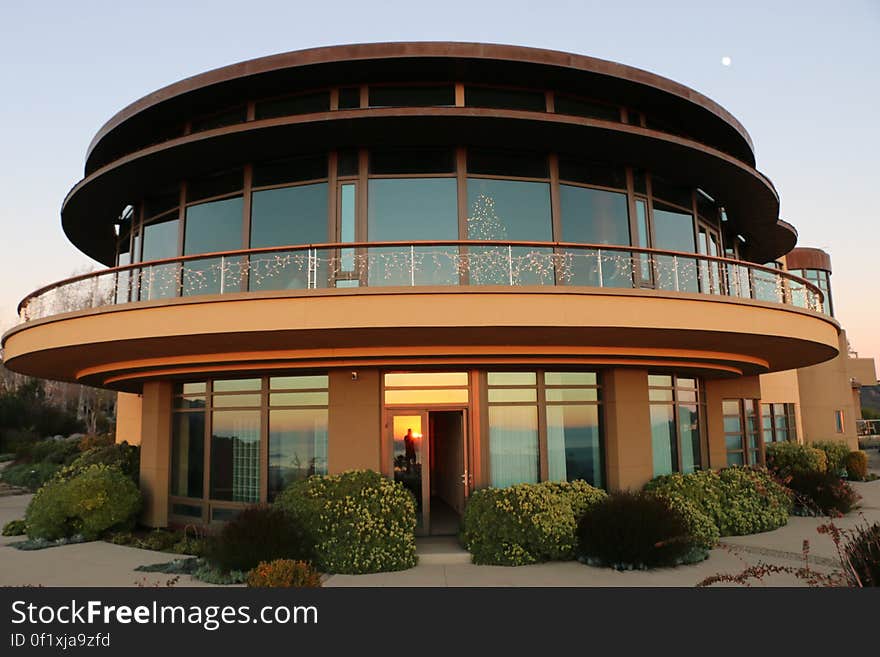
left=4, top=42, right=865, bottom=534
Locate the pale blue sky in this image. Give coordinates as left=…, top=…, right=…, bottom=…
left=0, top=0, right=877, bottom=364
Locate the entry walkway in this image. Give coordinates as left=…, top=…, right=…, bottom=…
left=1, top=463, right=878, bottom=587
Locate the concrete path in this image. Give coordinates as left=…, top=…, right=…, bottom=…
left=1, top=455, right=878, bottom=587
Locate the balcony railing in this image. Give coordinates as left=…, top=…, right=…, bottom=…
left=17, top=241, right=825, bottom=322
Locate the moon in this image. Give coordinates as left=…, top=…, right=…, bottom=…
left=721, top=56, right=732, bottom=67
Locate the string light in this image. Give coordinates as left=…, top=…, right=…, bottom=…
left=21, top=243, right=823, bottom=321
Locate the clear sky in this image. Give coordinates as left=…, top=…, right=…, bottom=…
left=0, top=0, right=877, bottom=367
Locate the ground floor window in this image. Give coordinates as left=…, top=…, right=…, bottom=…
left=487, top=371, right=603, bottom=488
left=170, top=375, right=328, bottom=520
left=649, top=373, right=705, bottom=476
left=761, top=402, right=797, bottom=444
left=724, top=398, right=762, bottom=466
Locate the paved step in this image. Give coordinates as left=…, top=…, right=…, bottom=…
left=416, top=537, right=472, bottom=565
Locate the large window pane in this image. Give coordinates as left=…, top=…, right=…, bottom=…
left=368, top=178, right=459, bottom=286
left=547, top=405, right=602, bottom=487
left=489, top=406, right=539, bottom=488
left=183, top=197, right=244, bottom=295
left=653, top=204, right=697, bottom=293
left=210, top=410, right=260, bottom=502
left=651, top=404, right=676, bottom=477
left=139, top=218, right=180, bottom=300
left=171, top=412, right=205, bottom=499
left=467, top=178, right=553, bottom=285
left=268, top=409, right=328, bottom=500
left=250, top=183, right=328, bottom=291
left=560, top=184, right=631, bottom=288
left=678, top=404, right=701, bottom=474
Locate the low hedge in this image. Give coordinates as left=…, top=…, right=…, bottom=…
left=765, top=442, right=827, bottom=478
left=460, top=480, right=607, bottom=566
left=0, top=462, right=61, bottom=491
left=812, top=441, right=850, bottom=475
left=645, top=467, right=792, bottom=536
left=846, top=451, right=869, bottom=481
left=25, top=464, right=142, bottom=540
left=275, top=469, right=417, bottom=574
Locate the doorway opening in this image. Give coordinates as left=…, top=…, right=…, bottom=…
left=389, top=409, right=467, bottom=536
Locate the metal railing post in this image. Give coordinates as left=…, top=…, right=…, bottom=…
left=597, top=249, right=604, bottom=287
left=508, top=245, right=514, bottom=286
left=410, top=245, right=416, bottom=287
left=673, top=256, right=680, bottom=292
left=219, top=256, right=226, bottom=294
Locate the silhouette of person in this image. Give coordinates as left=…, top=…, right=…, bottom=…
left=404, top=428, right=417, bottom=470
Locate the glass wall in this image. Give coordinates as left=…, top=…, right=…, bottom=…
left=790, top=268, right=833, bottom=315
left=762, top=402, right=797, bottom=444
left=653, top=204, right=698, bottom=293
left=169, top=375, right=329, bottom=520
left=183, top=196, right=244, bottom=295
left=140, top=217, right=179, bottom=300
left=487, top=371, right=603, bottom=488
left=724, top=399, right=762, bottom=466
left=649, top=373, right=704, bottom=476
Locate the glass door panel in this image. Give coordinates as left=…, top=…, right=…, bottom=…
left=391, top=413, right=429, bottom=534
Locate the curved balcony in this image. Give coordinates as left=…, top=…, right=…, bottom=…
left=17, top=241, right=825, bottom=321
left=3, top=242, right=839, bottom=390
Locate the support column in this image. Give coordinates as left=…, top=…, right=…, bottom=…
left=603, top=368, right=652, bottom=490
left=328, top=369, right=381, bottom=473
left=115, top=392, right=143, bottom=445
left=139, top=381, right=172, bottom=527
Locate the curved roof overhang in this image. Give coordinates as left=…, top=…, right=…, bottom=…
left=85, top=42, right=755, bottom=173
left=63, top=109, right=782, bottom=266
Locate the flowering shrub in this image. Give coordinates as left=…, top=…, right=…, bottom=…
left=460, top=480, right=607, bottom=566
left=645, top=467, right=791, bottom=536
left=246, top=559, right=322, bottom=588
left=58, top=441, right=140, bottom=484
left=577, top=492, right=703, bottom=569
left=811, top=441, right=850, bottom=475
left=765, top=442, right=827, bottom=478
left=845, top=450, right=868, bottom=481
left=275, top=470, right=417, bottom=574
left=25, top=464, right=141, bottom=540
left=788, top=471, right=860, bottom=516
left=844, top=521, right=880, bottom=587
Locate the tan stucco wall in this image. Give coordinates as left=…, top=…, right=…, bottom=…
left=759, top=369, right=804, bottom=443
left=704, top=376, right=762, bottom=467
left=603, top=368, right=652, bottom=490
left=797, top=331, right=859, bottom=449
left=849, top=357, right=878, bottom=387
left=115, top=392, right=142, bottom=445
left=327, top=369, right=381, bottom=474
left=139, top=381, right=171, bottom=527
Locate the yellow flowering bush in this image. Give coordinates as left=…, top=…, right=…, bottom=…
left=460, top=480, right=607, bottom=566
left=275, top=470, right=417, bottom=574
left=25, top=464, right=141, bottom=540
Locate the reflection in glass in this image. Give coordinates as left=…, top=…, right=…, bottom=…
left=367, top=178, right=459, bottom=286
left=271, top=375, right=329, bottom=390
left=183, top=197, right=244, bottom=296
left=651, top=404, right=676, bottom=477
left=467, top=178, right=553, bottom=285
left=268, top=409, right=328, bottom=500
left=140, top=218, right=180, bottom=300
left=340, top=184, right=356, bottom=271
left=250, top=183, right=328, bottom=291
left=489, top=406, right=539, bottom=487
left=171, top=411, right=205, bottom=499
left=385, top=372, right=469, bottom=387
left=547, top=405, right=602, bottom=487
left=678, top=404, right=701, bottom=474
left=392, top=415, right=424, bottom=527
left=653, top=205, right=697, bottom=293
left=210, top=410, right=260, bottom=502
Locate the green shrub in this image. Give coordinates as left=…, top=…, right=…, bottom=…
left=57, top=442, right=140, bottom=484
left=765, top=442, right=827, bottom=478
left=25, top=438, right=81, bottom=465
left=789, top=471, right=860, bottom=515
left=2, top=519, right=27, bottom=536
left=812, top=441, right=850, bottom=475
left=204, top=505, right=311, bottom=573
left=275, top=470, right=417, bottom=574
left=844, top=522, right=880, bottom=587
left=133, top=529, right=181, bottom=552
left=645, top=467, right=792, bottom=536
left=78, top=433, right=115, bottom=452
left=0, top=453, right=15, bottom=463
left=846, top=451, right=869, bottom=481
left=460, top=480, right=607, bottom=566
left=654, top=492, right=720, bottom=550
left=25, top=464, right=141, bottom=540
left=0, top=462, right=61, bottom=491
left=577, top=491, right=703, bottom=570
left=247, top=559, right=322, bottom=588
